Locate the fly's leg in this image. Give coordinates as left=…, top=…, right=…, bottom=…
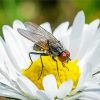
left=62, top=63, right=69, bottom=71
left=28, top=52, right=47, bottom=67
left=38, top=55, right=44, bottom=80
left=29, top=52, right=33, bottom=67
left=28, top=52, right=41, bottom=69
left=28, top=52, right=47, bottom=79
left=52, top=56, right=61, bottom=83
left=26, top=52, right=34, bottom=71
left=62, top=57, right=71, bottom=71
left=67, top=57, right=71, bottom=62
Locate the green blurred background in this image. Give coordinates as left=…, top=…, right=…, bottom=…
left=0, top=0, right=100, bottom=35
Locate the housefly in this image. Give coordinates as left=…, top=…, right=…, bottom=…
left=17, top=22, right=71, bottom=80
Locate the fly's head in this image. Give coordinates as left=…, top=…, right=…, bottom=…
left=58, top=50, right=70, bottom=62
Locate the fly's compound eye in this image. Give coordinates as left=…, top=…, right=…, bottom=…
left=65, top=50, right=70, bottom=57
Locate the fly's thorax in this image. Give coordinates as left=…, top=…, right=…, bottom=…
left=48, top=41, right=65, bottom=56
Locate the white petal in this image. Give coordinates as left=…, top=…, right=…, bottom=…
left=67, top=92, right=100, bottom=100
left=0, top=38, right=18, bottom=79
left=71, top=61, right=92, bottom=95
left=0, top=38, right=21, bottom=72
left=53, top=22, right=69, bottom=40
left=37, top=90, right=50, bottom=100
left=79, top=97, right=95, bottom=100
left=0, top=67, right=13, bottom=89
left=81, top=92, right=100, bottom=100
left=77, top=19, right=99, bottom=60
left=3, top=25, right=29, bottom=70
left=0, top=64, right=19, bottom=92
left=13, top=20, right=26, bottom=30
left=13, top=20, right=34, bottom=53
left=57, top=80, right=73, bottom=99
left=92, top=73, right=100, bottom=84
left=0, top=40, right=25, bottom=92
left=88, top=40, right=100, bottom=65
left=95, top=27, right=100, bottom=39
left=43, top=74, right=57, bottom=98
left=13, top=20, right=30, bottom=61
left=14, top=20, right=40, bottom=61
left=62, top=27, right=72, bottom=50
left=65, top=93, right=82, bottom=100
left=93, top=62, right=100, bottom=75
left=40, top=22, right=52, bottom=33
left=0, top=89, right=28, bottom=100
left=84, top=86, right=100, bottom=92
left=16, top=75, right=38, bottom=97
left=80, top=39, right=100, bottom=72
left=53, top=22, right=70, bottom=50
left=69, top=11, right=85, bottom=59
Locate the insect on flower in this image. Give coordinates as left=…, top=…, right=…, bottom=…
left=17, top=22, right=71, bottom=79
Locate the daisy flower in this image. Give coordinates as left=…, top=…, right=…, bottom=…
left=0, top=11, right=100, bottom=100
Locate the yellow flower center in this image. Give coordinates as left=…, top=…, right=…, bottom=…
left=22, top=56, right=80, bottom=89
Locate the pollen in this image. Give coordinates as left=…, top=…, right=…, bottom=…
left=22, top=56, right=80, bottom=89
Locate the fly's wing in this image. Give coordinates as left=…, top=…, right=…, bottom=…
left=17, top=28, right=49, bottom=50
left=17, top=22, right=60, bottom=51
left=24, top=22, right=58, bottom=43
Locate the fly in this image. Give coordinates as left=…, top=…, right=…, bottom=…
left=17, top=22, right=71, bottom=80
